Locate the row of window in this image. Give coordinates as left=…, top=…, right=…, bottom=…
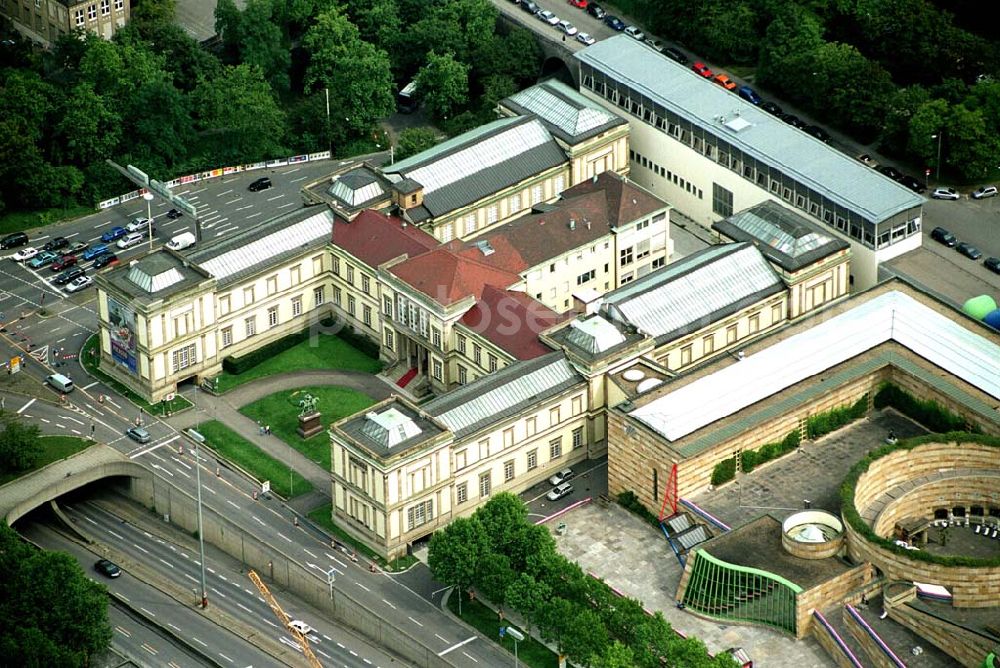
left=332, top=256, right=372, bottom=295
left=455, top=334, right=499, bottom=373
left=73, top=0, right=123, bottom=25
left=631, top=149, right=705, bottom=201
left=220, top=290, right=318, bottom=348
left=437, top=175, right=563, bottom=242
left=665, top=302, right=782, bottom=368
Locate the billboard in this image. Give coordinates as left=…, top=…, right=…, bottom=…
left=107, top=295, right=138, bottom=374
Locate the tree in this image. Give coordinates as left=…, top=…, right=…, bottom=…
left=593, top=641, right=636, bottom=668
left=53, top=82, right=123, bottom=165
left=472, top=492, right=527, bottom=553
left=474, top=551, right=515, bottom=608
left=906, top=98, right=950, bottom=172
left=561, top=606, right=609, bottom=665
left=0, top=414, right=42, bottom=473
left=214, top=0, right=243, bottom=60
left=0, top=524, right=112, bottom=664
left=808, top=41, right=895, bottom=136
left=395, top=128, right=438, bottom=160
left=239, top=0, right=291, bottom=92
left=427, top=517, right=489, bottom=614
left=756, top=5, right=824, bottom=94
left=416, top=50, right=469, bottom=120
left=348, top=0, right=402, bottom=54
left=945, top=104, right=1000, bottom=180
left=505, top=572, right=550, bottom=636
left=479, top=74, right=517, bottom=113
left=471, top=27, right=541, bottom=85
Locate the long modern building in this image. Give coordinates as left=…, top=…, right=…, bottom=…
left=574, top=35, right=925, bottom=289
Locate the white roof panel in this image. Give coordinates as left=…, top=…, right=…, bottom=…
left=631, top=290, right=1000, bottom=441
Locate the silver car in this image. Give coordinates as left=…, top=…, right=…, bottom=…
left=546, top=482, right=573, bottom=501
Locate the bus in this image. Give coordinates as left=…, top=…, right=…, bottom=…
left=397, top=80, right=419, bottom=114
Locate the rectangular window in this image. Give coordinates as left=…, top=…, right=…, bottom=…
left=362, top=275, right=370, bottom=294
left=571, top=395, right=583, bottom=416
left=313, top=286, right=324, bottom=307
left=703, top=334, right=715, bottom=354
left=383, top=295, right=393, bottom=316
left=219, top=295, right=231, bottom=315
left=572, top=427, right=584, bottom=450
left=527, top=449, right=538, bottom=470
left=549, top=406, right=561, bottom=425
left=384, top=328, right=394, bottom=351
left=456, top=449, right=467, bottom=470
left=458, top=365, right=467, bottom=385
left=504, top=460, right=515, bottom=482
left=346, top=265, right=354, bottom=284
left=432, top=328, right=441, bottom=349
left=772, top=303, right=782, bottom=322
left=636, top=239, right=651, bottom=260
left=487, top=205, right=498, bottom=225
left=100, top=0, right=109, bottom=15
left=291, top=296, right=302, bottom=317
left=549, top=437, right=562, bottom=460
left=479, top=439, right=489, bottom=459
left=267, top=306, right=278, bottom=328
left=457, top=334, right=467, bottom=355
left=171, top=344, right=196, bottom=373
left=440, top=223, right=453, bottom=242
left=245, top=316, right=257, bottom=338
left=456, top=482, right=468, bottom=504
left=680, top=344, right=692, bottom=366
left=406, top=500, right=433, bottom=531
left=473, top=344, right=482, bottom=366
left=726, top=324, right=738, bottom=344
left=488, top=355, right=498, bottom=373
left=115, top=0, right=123, bottom=10
left=221, top=326, right=233, bottom=348
left=464, top=214, right=476, bottom=236
left=332, top=256, right=341, bottom=276
left=554, top=174, right=565, bottom=194
left=87, top=3, right=96, bottom=20
left=244, top=286, right=255, bottom=305
left=503, top=427, right=514, bottom=448
left=712, top=183, right=734, bottom=218
left=479, top=472, right=491, bottom=498
left=531, top=184, right=543, bottom=205
left=347, top=295, right=356, bottom=316
left=749, top=312, right=760, bottom=334
left=363, top=304, right=372, bottom=327
left=266, top=275, right=277, bottom=296
left=577, top=269, right=595, bottom=285
left=433, top=359, right=443, bottom=380
left=290, top=265, right=301, bottom=285
left=510, top=193, right=522, bottom=213
left=334, top=287, right=342, bottom=306
left=652, top=256, right=665, bottom=270
left=620, top=247, right=633, bottom=266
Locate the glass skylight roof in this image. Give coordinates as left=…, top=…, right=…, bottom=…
left=507, top=83, right=618, bottom=138
left=728, top=205, right=833, bottom=257
left=127, top=266, right=184, bottom=293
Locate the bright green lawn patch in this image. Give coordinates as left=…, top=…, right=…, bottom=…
left=81, top=335, right=193, bottom=415
left=215, top=334, right=381, bottom=394
left=195, top=420, right=313, bottom=499
left=0, top=204, right=95, bottom=236
left=447, top=594, right=558, bottom=668
left=0, top=436, right=92, bottom=486
left=238, top=386, right=374, bottom=470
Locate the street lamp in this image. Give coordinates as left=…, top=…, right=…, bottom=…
left=187, top=429, right=210, bottom=609
left=505, top=626, right=525, bottom=668
left=932, top=132, right=943, bottom=180
left=142, top=192, right=154, bottom=252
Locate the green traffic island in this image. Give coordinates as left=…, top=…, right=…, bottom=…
left=194, top=420, right=314, bottom=500
left=81, top=335, right=193, bottom=416
left=446, top=593, right=559, bottom=668
left=0, top=432, right=93, bottom=486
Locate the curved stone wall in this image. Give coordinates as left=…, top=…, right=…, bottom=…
left=782, top=511, right=845, bottom=560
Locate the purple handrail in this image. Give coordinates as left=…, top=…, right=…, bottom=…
left=812, top=610, right=865, bottom=668
left=846, top=605, right=907, bottom=668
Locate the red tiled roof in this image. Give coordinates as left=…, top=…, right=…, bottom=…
left=331, top=209, right=437, bottom=268
left=460, top=286, right=565, bottom=360
left=389, top=245, right=523, bottom=306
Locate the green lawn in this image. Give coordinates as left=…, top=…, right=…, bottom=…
left=447, top=594, right=558, bottom=668
left=194, top=420, right=313, bottom=499
left=0, top=436, right=93, bottom=486
left=0, top=203, right=95, bottom=236
left=215, top=333, right=381, bottom=394
left=238, top=386, right=374, bottom=470
left=81, top=335, right=193, bottom=415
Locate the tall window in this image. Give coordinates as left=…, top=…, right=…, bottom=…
left=75, top=8, right=85, bottom=25
left=456, top=482, right=468, bottom=504
left=266, top=276, right=277, bottom=295
left=267, top=306, right=278, bottom=327
left=488, top=355, right=498, bottom=373
left=473, top=344, right=482, bottom=365
left=333, top=256, right=340, bottom=276
left=572, top=427, right=584, bottom=450
left=503, top=428, right=514, bottom=448
left=504, top=460, right=515, bottom=482
left=458, top=365, right=467, bottom=385
left=219, top=295, right=231, bottom=315
left=531, top=184, right=543, bottom=204
left=334, top=287, right=342, bottom=305
left=346, top=265, right=354, bottom=284
left=171, top=344, right=196, bottom=373
left=100, top=0, right=109, bottom=15
left=363, top=304, right=372, bottom=327
left=432, top=359, right=443, bottom=380
left=384, top=329, right=394, bottom=351
left=510, top=193, right=522, bottom=212
left=244, top=286, right=255, bottom=305
left=115, top=0, right=123, bottom=10
left=384, top=295, right=393, bottom=316
left=527, top=449, right=538, bottom=470
left=479, top=472, right=491, bottom=498
left=620, top=247, right=633, bottom=266
left=440, top=223, right=453, bottom=242
left=549, top=406, right=561, bottom=425
left=549, top=437, right=562, bottom=460
left=362, top=275, right=370, bottom=294
left=291, top=296, right=302, bottom=317
left=87, top=4, right=97, bottom=20
left=245, top=316, right=256, bottom=337
left=457, top=334, right=467, bottom=355
left=290, top=265, right=301, bottom=285
left=313, top=286, right=324, bottom=307
left=703, top=334, right=715, bottom=355
left=407, top=500, right=433, bottom=530
left=712, top=183, right=734, bottom=217
left=348, top=295, right=356, bottom=316
left=221, top=326, right=233, bottom=348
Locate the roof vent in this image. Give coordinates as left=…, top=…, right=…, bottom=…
left=719, top=116, right=727, bottom=124
left=592, top=174, right=598, bottom=183
left=569, top=219, right=576, bottom=231
left=474, top=240, right=495, bottom=256
left=586, top=220, right=592, bottom=230
left=632, top=198, right=637, bottom=205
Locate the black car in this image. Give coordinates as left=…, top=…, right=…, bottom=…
left=760, top=101, right=783, bottom=116
left=520, top=0, right=538, bottom=13
left=985, top=257, right=1000, bottom=275
left=43, top=236, right=69, bottom=252
left=586, top=2, right=606, bottom=18
left=94, top=559, right=122, bottom=578
left=0, top=232, right=28, bottom=249
left=604, top=15, right=626, bottom=30
left=53, top=266, right=85, bottom=285
left=896, top=175, right=926, bottom=194
left=92, top=252, right=119, bottom=269
left=247, top=176, right=272, bottom=192
left=930, top=226, right=957, bottom=247
left=804, top=125, right=831, bottom=143
left=780, top=113, right=806, bottom=129
left=877, top=165, right=902, bottom=180
left=663, top=47, right=688, bottom=65
left=956, top=242, right=982, bottom=260
left=166, top=208, right=183, bottom=219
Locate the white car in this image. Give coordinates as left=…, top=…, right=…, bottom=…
left=546, top=482, right=573, bottom=501
left=624, top=26, right=645, bottom=40
left=117, top=232, right=144, bottom=249
left=931, top=187, right=960, bottom=200
left=126, top=217, right=152, bottom=233
left=12, top=246, right=38, bottom=262
left=548, top=468, right=574, bottom=486
left=576, top=32, right=596, bottom=46
left=536, top=9, right=559, bottom=25
left=557, top=20, right=578, bottom=36
left=971, top=185, right=997, bottom=199
left=65, top=275, right=93, bottom=293
left=289, top=620, right=315, bottom=636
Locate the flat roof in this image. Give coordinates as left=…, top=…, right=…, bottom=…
left=575, top=36, right=924, bottom=223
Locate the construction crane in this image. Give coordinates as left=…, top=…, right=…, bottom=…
left=248, top=570, right=323, bottom=668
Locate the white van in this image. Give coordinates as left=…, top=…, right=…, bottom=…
left=46, top=373, right=74, bottom=393
left=117, top=232, right=144, bottom=249
left=166, top=232, right=196, bottom=251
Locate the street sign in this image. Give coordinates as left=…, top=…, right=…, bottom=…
left=164, top=392, right=176, bottom=402
left=262, top=480, right=271, bottom=495
left=327, top=568, right=336, bottom=585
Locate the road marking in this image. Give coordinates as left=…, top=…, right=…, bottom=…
left=462, top=651, right=479, bottom=662
left=41, top=418, right=51, bottom=424
left=438, top=636, right=477, bottom=657
left=350, top=650, right=358, bottom=656
left=133, top=543, right=149, bottom=554
left=337, top=642, right=345, bottom=649
left=210, top=586, right=227, bottom=599
left=316, top=648, right=331, bottom=659
left=277, top=201, right=297, bottom=209
left=408, top=616, right=423, bottom=627
left=207, top=566, right=215, bottom=574
left=115, top=626, right=131, bottom=638
left=174, top=458, right=192, bottom=470
left=217, top=189, right=233, bottom=196
left=82, top=381, right=99, bottom=390
left=168, top=623, right=181, bottom=632
left=184, top=573, right=197, bottom=583
left=322, top=634, right=332, bottom=641
left=291, top=175, right=309, bottom=183
left=55, top=423, right=66, bottom=429
left=158, top=558, right=174, bottom=569
left=252, top=515, right=266, bottom=526
left=128, top=435, right=180, bottom=459
left=435, top=634, right=448, bottom=643
left=105, top=396, right=121, bottom=408
left=382, top=599, right=396, bottom=610
left=192, top=636, right=207, bottom=647
left=173, top=467, right=191, bottom=479
left=107, top=529, right=124, bottom=540
left=63, top=415, right=84, bottom=425
left=237, top=602, right=253, bottom=613
left=202, top=485, right=216, bottom=494
left=303, top=548, right=317, bottom=559
left=277, top=532, right=292, bottom=543
left=84, top=516, right=97, bottom=526
left=71, top=429, right=81, bottom=435
left=218, top=574, right=227, bottom=581
left=245, top=212, right=262, bottom=219
left=355, top=582, right=370, bottom=592
left=140, top=607, right=156, bottom=618
left=262, top=618, right=278, bottom=628
left=266, top=194, right=285, bottom=201
left=56, top=337, right=66, bottom=342
left=16, top=398, right=35, bottom=414
left=224, top=198, right=242, bottom=205
left=151, top=463, right=174, bottom=477
left=141, top=643, right=157, bottom=656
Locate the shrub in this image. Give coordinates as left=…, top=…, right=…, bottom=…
left=711, top=457, right=737, bottom=486
left=617, top=490, right=660, bottom=528
left=873, top=382, right=976, bottom=433
left=739, top=449, right=758, bottom=473
left=781, top=429, right=801, bottom=452
left=806, top=394, right=868, bottom=439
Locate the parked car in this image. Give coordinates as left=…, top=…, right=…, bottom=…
left=956, top=242, right=982, bottom=260
left=896, top=175, right=926, bottom=193
left=117, top=232, right=144, bottom=249
left=82, top=243, right=110, bottom=261
left=576, top=32, right=596, bottom=45
left=548, top=468, right=575, bottom=486
left=0, top=232, right=29, bottom=249
left=92, top=252, right=119, bottom=270
left=27, top=251, right=59, bottom=269
left=94, top=559, right=122, bottom=578
left=42, top=236, right=69, bottom=252
left=644, top=38, right=664, bottom=52
left=856, top=154, right=878, bottom=167
left=737, top=85, right=761, bottom=105
left=101, top=226, right=127, bottom=242
left=780, top=113, right=806, bottom=129
left=586, top=2, right=605, bottom=18
left=624, top=26, right=645, bottom=40
left=930, top=226, right=957, bottom=247
left=557, top=20, right=578, bottom=35
left=537, top=9, right=559, bottom=25
left=519, top=0, right=539, bottom=13
left=692, top=61, right=713, bottom=78
left=50, top=255, right=77, bottom=271
left=877, top=165, right=902, bottom=180
left=760, top=100, right=783, bottom=116
left=971, top=185, right=997, bottom=199
left=984, top=257, right=1000, bottom=275
left=567, top=0, right=587, bottom=7
left=66, top=240, right=88, bottom=254
left=546, top=482, right=574, bottom=501
left=12, top=247, right=38, bottom=262
left=604, top=15, right=625, bottom=30
left=663, top=47, right=688, bottom=64
left=931, top=187, right=960, bottom=200
left=713, top=73, right=737, bottom=91
left=65, top=275, right=94, bottom=293
left=53, top=266, right=85, bottom=285
left=805, top=125, right=831, bottom=143
left=247, top=176, right=272, bottom=192
left=166, top=208, right=183, bottom=219
left=126, top=426, right=151, bottom=443
left=126, top=217, right=152, bottom=233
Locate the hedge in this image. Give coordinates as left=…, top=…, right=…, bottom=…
left=806, top=394, right=868, bottom=439
left=617, top=490, right=661, bottom=528
left=711, top=457, right=737, bottom=486
left=221, top=317, right=379, bottom=375
left=873, top=382, right=979, bottom=434
left=711, top=428, right=801, bottom=481
left=840, top=431, right=1000, bottom=568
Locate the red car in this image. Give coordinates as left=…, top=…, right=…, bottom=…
left=692, top=61, right=714, bottom=78
left=568, top=0, right=588, bottom=6
left=50, top=254, right=78, bottom=271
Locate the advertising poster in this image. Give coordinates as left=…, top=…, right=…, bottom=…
left=107, top=295, right=138, bottom=373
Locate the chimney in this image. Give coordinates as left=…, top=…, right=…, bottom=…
left=585, top=220, right=591, bottom=230
left=569, top=219, right=576, bottom=231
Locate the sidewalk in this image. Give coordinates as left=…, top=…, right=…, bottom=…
left=165, top=370, right=395, bottom=513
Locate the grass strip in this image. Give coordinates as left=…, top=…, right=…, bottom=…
left=81, top=335, right=192, bottom=415
left=446, top=593, right=559, bottom=668
left=0, top=435, right=93, bottom=485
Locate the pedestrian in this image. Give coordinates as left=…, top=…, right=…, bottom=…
left=265, top=424, right=271, bottom=435
left=258, top=421, right=264, bottom=436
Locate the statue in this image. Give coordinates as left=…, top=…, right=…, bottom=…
left=297, top=393, right=318, bottom=417
left=293, top=391, right=324, bottom=439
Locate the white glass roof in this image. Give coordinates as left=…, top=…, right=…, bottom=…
left=360, top=407, right=422, bottom=449
left=631, top=290, right=1000, bottom=441
left=127, top=266, right=184, bottom=293
left=506, top=81, right=619, bottom=138
left=566, top=316, right=627, bottom=353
